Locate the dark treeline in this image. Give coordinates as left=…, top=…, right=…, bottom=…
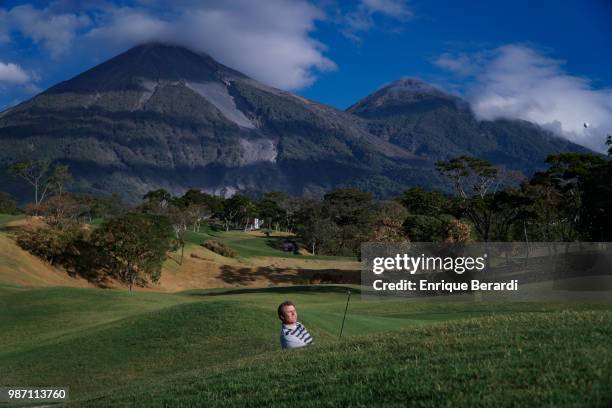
left=3, top=138, right=611, bottom=289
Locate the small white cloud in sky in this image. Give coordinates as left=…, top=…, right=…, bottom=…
left=0, top=61, right=31, bottom=84
left=362, top=0, right=413, bottom=20
left=342, top=0, right=412, bottom=41
left=6, top=4, right=91, bottom=58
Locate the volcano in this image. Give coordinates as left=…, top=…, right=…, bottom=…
left=0, top=43, right=586, bottom=201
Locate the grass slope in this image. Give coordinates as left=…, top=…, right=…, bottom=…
left=0, top=215, right=358, bottom=291
left=1, top=285, right=610, bottom=407
left=185, top=227, right=355, bottom=261
left=0, top=215, right=91, bottom=288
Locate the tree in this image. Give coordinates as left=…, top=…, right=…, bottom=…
left=37, top=195, right=81, bottom=229
left=7, top=161, right=73, bottom=210
left=524, top=173, right=570, bottom=241
left=8, top=160, right=51, bottom=206
left=295, top=189, right=384, bottom=256
left=16, top=224, right=82, bottom=266
left=185, top=203, right=211, bottom=233
left=258, top=192, right=287, bottom=231
left=444, top=219, right=471, bottom=243
left=222, top=195, right=255, bottom=231
left=397, top=187, right=451, bottom=217
left=369, top=201, right=408, bottom=242
left=541, top=152, right=612, bottom=241
left=47, top=164, right=72, bottom=198
left=436, top=156, right=500, bottom=200
left=166, top=198, right=192, bottom=264
left=480, top=189, right=533, bottom=242
left=0, top=192, right=19, bottom=215
left=180, top=189, right=217, bottom=232
left=540, top=153, right=607, bottom=241
left=607, top=134, right=612, bottom=157
left=142, top=189, right=172, bottom=213
left=436, top=156, right=510, bottom=242
left=403, top=214, right=448, bottom=242
left=68, top=192, right=126, bottom=222
left=92, top=213, right=174, bottom=291
left=295, top=199, right=337, bottom=255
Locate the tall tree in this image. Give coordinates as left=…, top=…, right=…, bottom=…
left=295, top=199, right=336, bottom=256
left=436, top=156, right=500, bottom=199
left=436, top=156, right=513, bottom=242
left=92, top=213, right=174, bottom=291
left=48, top=164, right=73, bottom=198
left=369, top=201, right=408, bottom=242
left=142, top=189, right=172, bottom=213
left=222, top=195, right=254, bottom=231
left=8, top=160, right=51, bottom=206
left=258, top=192, right=287, bottom=231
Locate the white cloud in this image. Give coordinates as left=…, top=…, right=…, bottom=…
left=362, top=0, right=413, bottom=20
left=435, top=45, right=612, bottom=152
left=6, top=4, right=91, bottom=57
left=435, top=52, right=486, bottom=77
left=83, top=1, right=335, bottom=90
left=85, top=7, right=171, bottom=46
left=0, top=62, right=31, bottom=84
left=342, top=0, right=412, bottom=41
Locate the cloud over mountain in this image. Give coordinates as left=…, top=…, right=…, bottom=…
left=1, top=1, right=335, bottom=90
left=436, top=45, right=612, bottom=152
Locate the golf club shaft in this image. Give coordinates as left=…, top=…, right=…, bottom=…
left=339, top=291, right=351, bottom=338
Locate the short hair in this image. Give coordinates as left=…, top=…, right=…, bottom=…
left=277, top=300, right=295, bottom=317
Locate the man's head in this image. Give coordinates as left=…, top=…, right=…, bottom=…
left=278, top=300, right=297, bottom=325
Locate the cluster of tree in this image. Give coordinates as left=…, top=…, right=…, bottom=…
left=7, top=161, right=174, bottom=290
left=436, top=151, right=612, bottom=243
left=295, top=189, right=407, bottom=256
left=136, top=188, right=306, bottom=261
left=4, top=136, right=611, bottom=269
left=16, top=212, right=175, bottom=291
left=8, top=160, right=72, bottom=209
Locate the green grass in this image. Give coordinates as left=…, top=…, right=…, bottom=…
left=0, top=213, right=22, bottom=229
left=0, top=285, right=610, bottom=407
left=184, top=227, right=356, bottom=261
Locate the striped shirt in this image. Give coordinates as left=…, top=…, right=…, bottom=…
left=280, top=322, right=313, bottom=349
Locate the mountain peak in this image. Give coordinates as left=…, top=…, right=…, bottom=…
left=382, top=78, right=444, bottom=95
left=46, top=43, right=245, bottom=94
left=346, top=77, right=464, bottom=118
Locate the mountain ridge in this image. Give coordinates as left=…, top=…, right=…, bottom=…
left=0, top=43, right=588, bottom=201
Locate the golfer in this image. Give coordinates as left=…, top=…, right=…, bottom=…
left=278, top=301, right=313, bottom=349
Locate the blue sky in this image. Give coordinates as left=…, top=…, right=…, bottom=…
left=1, top=0, right=611, bottom=150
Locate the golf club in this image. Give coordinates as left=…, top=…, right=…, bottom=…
left=339, top=289, right=351, bottom=339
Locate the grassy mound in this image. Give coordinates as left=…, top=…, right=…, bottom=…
left=84, top=311, right=612, bottom=407
left=202, top=239, right=238, bottom=258
left=1, top=285, right=610, bottom=407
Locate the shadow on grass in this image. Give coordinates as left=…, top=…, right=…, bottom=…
left=216, top=265, right=360, bottom=286
left=263, top=236, right=300, bottom=255
left=188, top=284, right=361, bottom=297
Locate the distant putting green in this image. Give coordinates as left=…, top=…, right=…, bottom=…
left=1, top=285, right=610, bottom=407
left=184, top=227, right=356, bottom=261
